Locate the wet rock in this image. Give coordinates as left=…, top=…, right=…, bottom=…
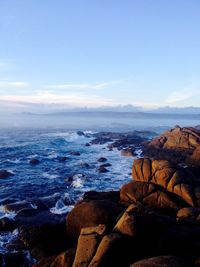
left=73, top=225, right=106, bottom=267
left=0, top=217, right=16, bottom=231
left=121, top=147, right=136, bottom=157
left=15, top=210, right=64, bottom=227
left=85, top=143, right=91, bottom=147
left=97, top=157, right=107, bottom=163
left=32, top=255, right=57, bottom=267
left=66, top=200, right=125, bottom=242
left=4, top=199, right=48, bottom=213
left=97, top=166, right=109, bottom=173
left=77, top=131, right=85, bottom=136
left=90, top=137, right=112, bottom=145
left=80, top=162, right=90, bottom=168
left=59, top=156, right=68, bottom=162
left=100, top=163, right=112, bottom=167
left=18, top=220, right=68, bottom=259
left=83, top=191, right=120, bottom=203
left=0, top=169, right=13, bottom=179
left=70, top=151, right=81, bottom=156
left=30, top=158, right=40, bottom=165
left=4, top=200, right=34, bottom=213
left=129, top=256, right=191, bottom=267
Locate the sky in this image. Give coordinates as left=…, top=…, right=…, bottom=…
left=0, top=0, right=200, bottom=112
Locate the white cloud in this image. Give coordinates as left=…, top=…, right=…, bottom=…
left=165, top=88, right=200, bottom=104
left=0, top=91, right=116, bottom=107
left=0, top=81, right=29, bottom=88
left=47, top=81, right=117, bottom=90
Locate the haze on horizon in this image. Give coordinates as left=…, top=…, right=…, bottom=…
left=0, top=0, right=200, bottom=116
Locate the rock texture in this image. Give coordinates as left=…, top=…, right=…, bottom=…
left=144, top=126, right=200, bottom=165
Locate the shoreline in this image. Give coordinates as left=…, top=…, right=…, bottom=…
left=1, top=126, right=200, bottom=266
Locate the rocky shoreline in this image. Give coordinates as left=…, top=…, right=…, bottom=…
left=2, top=126, right=200, bottom=266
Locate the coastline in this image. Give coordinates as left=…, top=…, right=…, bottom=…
left=1, top=126, right=200, bottom=266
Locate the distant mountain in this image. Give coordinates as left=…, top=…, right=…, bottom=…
left=21, top=105, right=200, bottom=115
left=150, top=106, right=200, bottom=114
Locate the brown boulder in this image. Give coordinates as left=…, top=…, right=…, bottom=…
left=132, top=158, right=200, bottom=207
left=72, top=225, right=106, bottom=267
left=120, top=181, right=185, bottom=212
left=88, top=233, right=134, bottom=267
left=51, top=249, right=75, bottom=267
left=129, top=255, right=191, bottom=267
left=144, top=126, right=200, bottom=165
left=148, top=126, right=200, bottom=150
left=66, top=200, right=125, bottom=242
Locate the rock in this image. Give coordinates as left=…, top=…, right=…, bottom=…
left=77, top=131, right=85, bottom=136
left=18, top=221, right=67, bottom=259
left=100, top=163, right=112, bottom=168
left=114, top=203, right=175, bottom=239
left=97, top=166, right=109, bottom=173
left=4, top=200, right=34, bottom=213
left=144, top=126, right=200, bottom=165
left=70, top=151, right=81, bottom=156
left=51, top=249, right=75, bottom=267
left=59, top=156, right=68, bottom=162
left=129, top=256, right=191, bottom=267
left=189, top=146, right=200, bottom=166
left=30, top=158, right=40, bottom=165
left=72, top=225, right=106, bottom=267
left=177, top=207, right=199, bottom=222
left=80, top=162, right=90, bottom=168
left=120, top=181, right=186, bottom=212
left=88, top=233, right=134, bottom=267
left=83, top=191, right=120, bottom=203
left=15, top=210, right=64, bottom=228
left=85, top=143, right=91, bottom=147
left=0, top=217, right=16, bottom=231
left=121, top=148, right=136, bottom=157
left=132, top=158, right=200, bottom=207
left=66, top=200, right=125, bottom=242
left=157, top=224, right=200, bottom=258
left=97, top=157, right=107, bottom=163
left=32, top=256, right=57, bottom=267
left=0, top=169, right=13, bottom=179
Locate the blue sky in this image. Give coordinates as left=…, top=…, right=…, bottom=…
left=0, top=0, right=200, bottom=111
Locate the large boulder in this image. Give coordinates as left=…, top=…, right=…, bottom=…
left=129, top=255, right=192, bottom=267
left=66, top=200, right=125, bottom=242
left=17, top=221, right=68, bottom=259
left=120, top=181, right=186, bottom=212
left=72, top=225, right=106, bottom=267
left=132, top=158, right=200, bottom=207
left=144, top=126, right=200, bottom=165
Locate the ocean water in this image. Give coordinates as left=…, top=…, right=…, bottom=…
left=0, top=118, right=199, bottom=265
left=0, top=129, right=135, bottom=211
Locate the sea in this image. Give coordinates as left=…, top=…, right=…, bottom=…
left=0, top=114, right=199, bottom=265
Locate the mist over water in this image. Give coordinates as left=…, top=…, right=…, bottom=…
left=0, top=112, right=199, bottom=131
